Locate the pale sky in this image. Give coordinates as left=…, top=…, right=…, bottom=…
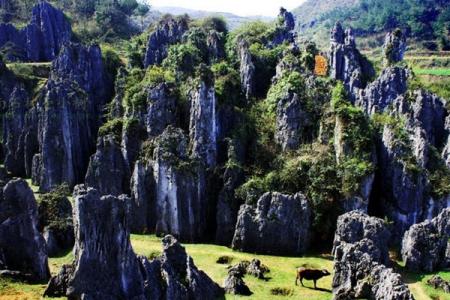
left=149, top=0, right=305, bottom=17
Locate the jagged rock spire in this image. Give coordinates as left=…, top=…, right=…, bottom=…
left=383, top=29, right=407, bottom=66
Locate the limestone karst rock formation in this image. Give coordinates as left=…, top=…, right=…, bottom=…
left=0, top=1, right=72, bottom=61
left=238, top=39, right=255, bottom=101
left=44, top=187, right=223, bottom=299
left=31, top=43, right=111, bottom=192
left=332, top=211, right=413, bottom=299
left=383, top=29, right=407, bottom=66
left=232, top=192, right=311, bottom=255
left=328, top=22, right=375, bottom=100
left=189, top=81, right=218, bottom=168
left=85, top=134, right=130, bottom=196
left=44, top=185, right=145, bottom=298
left=402, top=208, right=450, bottom=272
left=0, top=179, right=50, bottom=282
left=144, top=15, right=189, bottom=67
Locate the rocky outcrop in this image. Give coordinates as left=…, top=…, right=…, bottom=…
left=144, top=15, right=189, bottom=67
left=329, top=22, right=375, bottom=100
left=401, top=208, right=450, bottom=272
left=224, top=264, right=252, bottom=295
left=332, top=239, right=413, bottom=300
left=383, top=29, right=407, bottom=66
left=332, top=211, right=390, bottom=265
left=215, top=155, right=244, bottom=245
left=189, top=81, right=218, bottom=167
left=427, top=275, right=450, bottom=294
left=332, top=211, right=412, bottom=299
left=2, top=84, right=38, bottom=177
left=232, top=192, right=311, bottom=255
left=140, top=235, right=224, bottom=299
left=270, top=8, right=296, bottom=46
left=275, top=91, right=309, bottom=151
left=356, top=66, right=410, bottom=114
left=129, top=160, right=154, bottom=233
left=0, top=1, right=72, bottom=62
left=85, top=134, right=129, bottom=196
left=45, top=185, right=146, bottom=299
left=0, top=179, right=50, bottom=282
left=238, top=39, right=255, bottom=101
left=151, top=126, right=208, bottom=242
left=145, top=83, right=177, bottom=138
left=207, top=30, right=226, bottom=63
left=444, top=115, right=450, bottom=167
left=33, top=43, right=111, bottom=191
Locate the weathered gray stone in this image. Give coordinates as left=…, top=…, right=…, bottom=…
left=85, top=134, right=129, bottom=196
left=332, top=211, right=390, bottom=265
left=329, top=22, right=375, bottom=100
left=0, top=1, right=72, bottom=62
left=238, top=39, right=255, bottom=101
left=383, top=29, right=407, bottom=66
left=223, top=264, right=252, bottom=295
left=402, top=208, right=450, bottom=272
left=333, top=239, right=413, bottom=300
left=189, top=81, right=217, bottom=167
left=232, top=192, right=311, bottom=255
left=0, top=179, right=50, bottom=282
left=151, top=126, right=208, bottom=242
left=144, top=16, right=189, bottom=67
left=129, top=160, right=154, bottom=233
left=45, top=185, right=146, bottom=299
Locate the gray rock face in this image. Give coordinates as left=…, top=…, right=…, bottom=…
left=144, top=16, right=189, bottom=67
left=332, top=239, right=413, bottom=300
left=45, top=185, right=146, bottom=299
left=140, top=235, right=224, bottom=299
left=33, top=43, right=111, bottom=192
left=206, top=30, right=226, bottom=63
left=275, top=92, right=309, bottom=151
left=442, top=115, right=450, bottom=167
left=215, top=161, right=244, bottom=245
left=129, top=160, right=154, bottom=233
left=2, top=84, right=38, bottom=177
left=223, top=264, right=252, bottom=295
left=145, top=83, right=177, bottom=138
left=427, top=275, right=450, bottom=293
left=0, top=1, right=71, bottom=62
left=329, top=22, right=374, bottom=100
left=0, top=179, right=50, bottom=282
left=383, top=30, right=406, bottom=66
left=356, top=66, right=410, bottom=114
left=232, top=192, right=311, bottom=255
left=270, top=8, right=296, bottom=46
left=85, top=134, right=129, bottom=196
left=401, top=208, right=450, bottom=272
left=189, top=81, right=218, bottom=167
left=332, top=211, right=390, bottom=265
left=238, top=39, right=255, bottom=101
left=151, top=126, right=208, bottom=242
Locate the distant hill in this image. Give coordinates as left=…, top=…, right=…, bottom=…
left=293, top=0, right=359, bottom=31
left=293, top=0, right=450, bottom=51
left=152, top=6, right=274, bottom=30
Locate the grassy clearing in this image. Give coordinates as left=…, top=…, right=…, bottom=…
left=0, top=234, right=449, bottom=299
left=413, top=68, right=450, bottom=76
left=132, top=235, right=334, bottom=300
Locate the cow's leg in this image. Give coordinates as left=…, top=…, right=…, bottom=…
left=295, top=274, right=298, bottom=286
left=314, top=280, right=317, bottom=289
left=300, top=277, right=304, bottom=287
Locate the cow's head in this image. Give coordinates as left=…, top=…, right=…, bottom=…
left=321, top=269, right=331, bottom=276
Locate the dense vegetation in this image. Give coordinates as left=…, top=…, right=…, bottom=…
left=0, top=0, right=150, bottom=41
left=315, top=0, right=450, bottom=49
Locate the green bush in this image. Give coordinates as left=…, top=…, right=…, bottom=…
left=98, top=118, right=123, bottom=140
left=38, top=184, right=72, bottom=232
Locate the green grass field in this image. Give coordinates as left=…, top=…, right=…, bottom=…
left=413, top=68, right=450, bottom=76
left=1, top=234, right=449, bottom=300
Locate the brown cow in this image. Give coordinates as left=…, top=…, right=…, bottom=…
left=295, top=267, right=330, bottom=289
